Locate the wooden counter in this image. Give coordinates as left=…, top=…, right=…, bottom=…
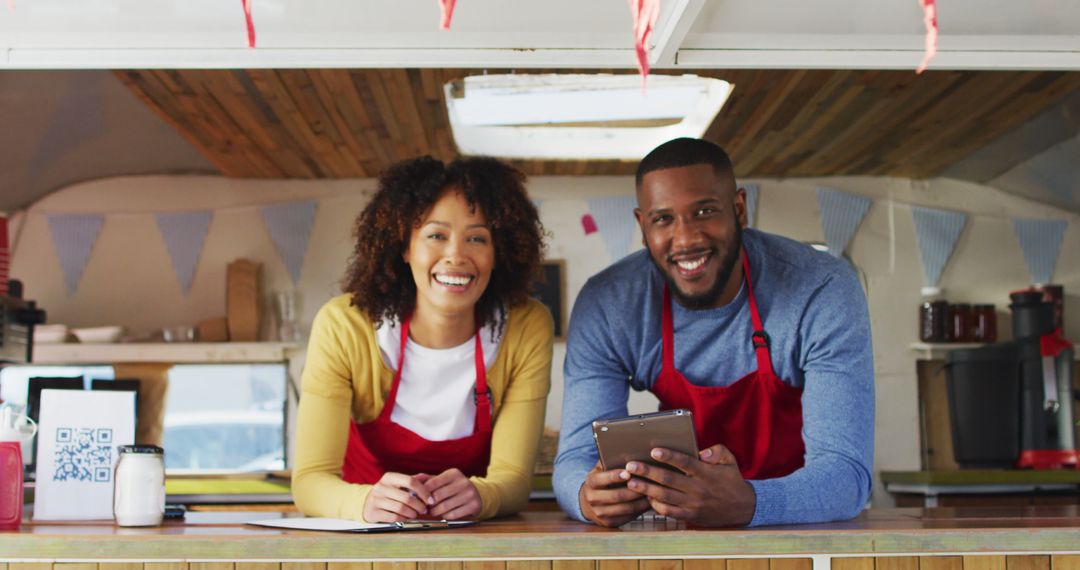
left=3, top=507, right=1080, bottom=566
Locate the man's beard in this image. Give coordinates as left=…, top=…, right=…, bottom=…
left=654, top=220, right=742, bottom=310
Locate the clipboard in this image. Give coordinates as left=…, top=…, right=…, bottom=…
left=246, top=517, right=476, bottom=533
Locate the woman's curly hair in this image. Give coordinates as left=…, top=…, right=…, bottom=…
left=343, top=156, right=546, bottom=333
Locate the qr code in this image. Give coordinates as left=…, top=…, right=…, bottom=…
left=52, top=427, right=114, bottom=483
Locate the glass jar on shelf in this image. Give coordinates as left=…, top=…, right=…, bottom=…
left=948, top=303, right=973, bottom=342
left=971, top=304, right=997, bottom=343
left=918, top=287, right=948, bottom=343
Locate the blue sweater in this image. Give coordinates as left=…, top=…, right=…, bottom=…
left=553, top=228, right=875, bottom=527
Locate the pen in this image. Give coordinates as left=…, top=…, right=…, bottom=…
left=395, top=521, right=450, bottom=530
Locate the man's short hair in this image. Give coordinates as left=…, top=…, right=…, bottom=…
left=635, top=137, right=735, bottom=188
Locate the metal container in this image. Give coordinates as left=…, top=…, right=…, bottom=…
left=113, top=445, right=165, bottom=527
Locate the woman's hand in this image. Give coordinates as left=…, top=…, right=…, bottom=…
left=361, top=472, right=433, bottom=522
left=423, top=468, right=482, bottom=520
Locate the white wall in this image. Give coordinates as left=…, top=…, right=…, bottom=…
left=10, top=173, right=1080, bottom=507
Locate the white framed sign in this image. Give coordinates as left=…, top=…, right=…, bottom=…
left=33, top=389, right=136, bottom=521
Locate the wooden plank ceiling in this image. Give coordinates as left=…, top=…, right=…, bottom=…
left=115, top=69, right=1080, bottom=180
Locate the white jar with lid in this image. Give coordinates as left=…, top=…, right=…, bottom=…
left=113, top=444, right=165, bottom=527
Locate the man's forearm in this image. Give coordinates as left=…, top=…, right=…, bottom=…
left=747, top=455, right=871, bottom=526
left=553, top=454, right=592, bottom=522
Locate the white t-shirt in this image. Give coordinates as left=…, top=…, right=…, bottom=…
left=376, top=317, right=502, bottom=441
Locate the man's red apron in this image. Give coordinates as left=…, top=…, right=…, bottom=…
left=341, top=318, right=493, bottom=483
left=651, top=252, right=805, bottom=480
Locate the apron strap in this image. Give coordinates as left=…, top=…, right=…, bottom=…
left=378, top=316, right=412, bottom=420
left=661, top=285, right=676, bottom=373
left=742, top=251, right=776, bottom=378
left=473, top=328, right=493, bottom=431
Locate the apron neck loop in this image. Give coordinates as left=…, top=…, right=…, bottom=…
left=741, top=249, right=776, bottom=378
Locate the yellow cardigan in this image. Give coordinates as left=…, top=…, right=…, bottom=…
left=292, top=295, right=553, bottom=521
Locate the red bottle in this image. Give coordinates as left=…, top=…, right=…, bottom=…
left=0, top=441, right=22, bottom=530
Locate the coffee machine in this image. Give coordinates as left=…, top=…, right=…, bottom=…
left=945, top=287, right=1078, bottom=469
left=1009, top=289, right=1077, bottom=469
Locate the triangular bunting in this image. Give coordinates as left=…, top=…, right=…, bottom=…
left=46, top=213, right=104, bottom=296
left=816, top=188, right=872, bottom=257
left=743, top=183, right=760, bottom=228
left=1012, top=218, right=1069, bottom=284
left=261, top=201, right=317, bottom=285
left=587, top=196, right=638, bottom=262
left=911, top=206, right=967, bottom=287
left=155, top=211, right=213, bottom=295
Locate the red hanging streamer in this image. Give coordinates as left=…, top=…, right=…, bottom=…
left=440, top=0, right=457, bottom=30
left=916, top=0, right=937, bottom=74
left=242, top=0, right=256, bottom=48
left=627, top=0, right=660, bottom=86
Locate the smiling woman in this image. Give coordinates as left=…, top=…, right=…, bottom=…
left=292, top=156, right=554, bottom=524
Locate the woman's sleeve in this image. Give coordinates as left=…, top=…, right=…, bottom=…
left=470, top=301, right=554, bottom=519
left=291, top=302, right=375, bottom=522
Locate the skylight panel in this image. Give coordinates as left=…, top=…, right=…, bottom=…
left=445, top=74, right=732, bottom=160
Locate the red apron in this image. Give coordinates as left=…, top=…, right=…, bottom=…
left=652, top=252, right=805, bottom=480
left=342, top=318, right=493, bottom=483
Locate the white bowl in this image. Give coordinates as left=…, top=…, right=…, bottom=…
left=71, top=326, right=126, bottom=343
left=33, top=324, right=69, bottom=344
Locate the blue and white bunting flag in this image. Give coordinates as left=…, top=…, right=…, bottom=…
left=911, top=206, right=967, bottom=287
left=816, top=188, right=872, bottom=257
left=743, top=183, right=760, bottom=228
left=46, top=213, right=104, bottom=296
left=1012, top=218, right=1069, bottom=284
left=261, top=201, right=318, bottom=285
left=155, top=211, right=213, bottom=295
left=587, top=196, right=638, bottom=262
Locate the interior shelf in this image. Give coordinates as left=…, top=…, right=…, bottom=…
left=32, top=342, right=303, bottom=364
left=910, top=341, right=1080, bottom=361
left=909, top=342, right=986, bottom=360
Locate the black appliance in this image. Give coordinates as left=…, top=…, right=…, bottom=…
left=0, top=281, right=45, bottom=364
left=945, top=291, right=1077, bottom=469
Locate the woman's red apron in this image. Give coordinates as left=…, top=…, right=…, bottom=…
left=651, top=252, right=805, bottom=480
left=342, top=318, right=492, bottom=483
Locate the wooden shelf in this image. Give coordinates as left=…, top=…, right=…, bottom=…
left=32, top=342, right=303, bottom=364
left=909, top=342, right=985, bottom=360
left=910, top=341, right=1080, bottom=361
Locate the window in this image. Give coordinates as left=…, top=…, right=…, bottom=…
left=163, top=364, right=286, bottom=473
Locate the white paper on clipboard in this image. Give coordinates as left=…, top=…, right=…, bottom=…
left=247, top=517, right=476, bottom=533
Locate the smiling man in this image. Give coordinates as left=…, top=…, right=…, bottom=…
left=553, top=138, right=875, bottom=528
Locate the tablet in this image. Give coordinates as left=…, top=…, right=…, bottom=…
left=592, top=409, right=698, bottom=471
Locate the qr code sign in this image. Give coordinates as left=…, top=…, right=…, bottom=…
left=53, top=427, right=114, bottom=483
